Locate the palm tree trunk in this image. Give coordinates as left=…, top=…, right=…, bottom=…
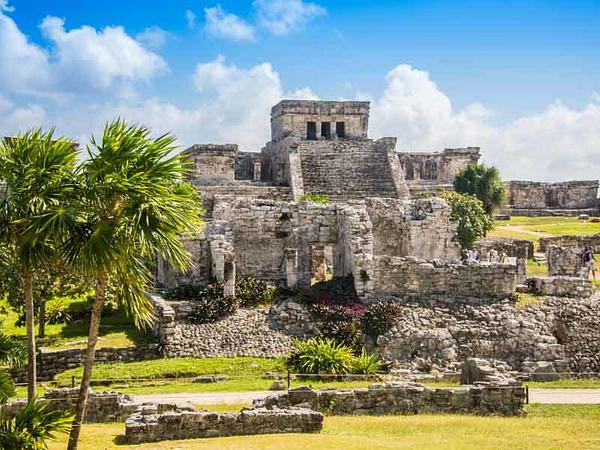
left=38, top=300, right=46, bottom=339
left=23, top=268, right=36, bottom=401
left=66, top=272, right=107, bottom=450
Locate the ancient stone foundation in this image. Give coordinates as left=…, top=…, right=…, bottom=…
left=125, top=407, right=324, bottom=444
left=257, top=382, right=526, bottom=416
left=530, top=276, right=594, bottom=298
left=0, top=388, right=190, bottom=423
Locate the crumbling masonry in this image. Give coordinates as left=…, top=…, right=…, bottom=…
left=157, top=100, right=517, bottom=299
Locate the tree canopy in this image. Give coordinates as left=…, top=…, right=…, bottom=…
left=454, top=163, right=506, bottom=214
left=441, top=191, right=494, bottom=249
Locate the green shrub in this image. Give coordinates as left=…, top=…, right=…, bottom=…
left=317, top=320, right=363, bottom=350
left=297, top=193, right=329, bottom=205
left=45, top=299, right=72, bottom=325
left=454, top=162, right=506, bottom=214
left=287, top=337, right=355, bottom=375
left=440, top=191, right=494, bottom=249
left=187, top=282, right=239, bottom=324
left=362, top=302, right=402, bottom=338
left=351, top=347, right=383, bottom=374
left=235, top=276, right=277, bottom=307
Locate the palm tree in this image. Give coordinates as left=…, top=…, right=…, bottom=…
left=66, top=120, right=204, bottom=450
left=454, top=163, right=506, bottom=215
left=0, top=331, right=27, bottom=403
left=0, top=130, right=79, bottom=401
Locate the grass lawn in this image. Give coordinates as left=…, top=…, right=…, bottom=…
left=0, top=297, right=154, bottom=351
left=489, top=215, right=600, bottom=247
left=46, top=404, right=600, bottom=450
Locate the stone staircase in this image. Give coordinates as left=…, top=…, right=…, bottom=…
left=298, top=140, right=398, bottom=202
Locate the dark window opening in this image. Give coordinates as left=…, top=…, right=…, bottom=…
left=336, top=122, right=346, bottom=138
left=321, top=122, right=331, bottom=140
left=307, top=122, right=317, bottom=140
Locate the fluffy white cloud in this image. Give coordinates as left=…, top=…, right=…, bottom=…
left=136, top=26, right=170, bottom=49
left=254, top=0, right=326, bottom=35
left=369, top=64, right=600, bottom=181
left=185, top=9, right=197, bottom=29
left=0, top=0, right=14, bottom=12
left=0, top=10, right=167, bottom=98
left=204, top=5, right=256, bottom=42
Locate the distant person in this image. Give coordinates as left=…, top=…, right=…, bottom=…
left=582, top=246, right=596, bottom=279
left=499, top=251, right=509, bottom=264
left=488, top=249, right=499, bottom=263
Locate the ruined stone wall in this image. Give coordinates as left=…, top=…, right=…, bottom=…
left=372, top=256, right=516, bottom=300
left=297, top=138, right=409, bottom=202
left=539, top=234, right=600, bottom=252
left=126, top=407, right=324, bottom=444
left=234, top=152, right=264, bottom=181
left=506, top=180, right=598, bottom=211
left=157, top=234, right=212, bottom=288
left=10, top=345, right=159, bottom=383
left=407, top=181, right=454, bottom=198
left=258, top=382, right=525, bottom=417
left=212, top=198, right=341, bottom=285
left=366, top=197, right=460, bottom=261
left=181, top=144, right=238, bottom=184
left=474, top=237, right=534, bottom=283
left=270, top=100, right=369, bottom=142
left=530, top=276, right=593, bottom=297
left=546, top=245, right=587, bottom=277
left=397, top=148, right=480, bottom=183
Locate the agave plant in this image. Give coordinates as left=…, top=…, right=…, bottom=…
left=287, top=337, right=355, bottom=375
left=0, top=399, right=73, bottom=450
left=351, top=347, right=383, bottom=375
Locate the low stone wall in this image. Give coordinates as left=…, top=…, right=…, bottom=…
left=159, top=306, right=293, bottom=358
left=257, top=382, right=526, bottom=416
left=11, top=345, right=160, bottom=383
left=372, top=256, right=516, bottom=300
left=540, top=233, right=600, bottom=252
left=530, top=276, right=594, bottom=298
left=506, top=180, right=599, bottom=210
left=504, top=207, right=599, bottom=217
left=474, top=237, right=533, bottom=283
left=125, top=407, right=324, bottom=444
left=546, top=245, right=587, bottom=277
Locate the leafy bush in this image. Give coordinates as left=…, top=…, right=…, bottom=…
left=351, top=348, right=383, bottom=374
left=287, top=337, right=355, bottom=375
left=187, top=283, right=239, bottom=324
left=0, top=371, right=15, bottom=404
left=0, top=399, right=73, bottom=449
left=297, top=193, right=329, bottom=205
left=235, top=276, right=277, bottom=307
left=45, top=299, right=72, bottom=325
left=440, top=191, right=494, bottom=249
left=362, top=302, right=402, bottom=338
left=317, top=320, right=363, bottom=350
left=454, top=162, right=506, bottom=214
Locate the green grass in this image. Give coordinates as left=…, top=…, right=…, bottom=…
left=526, top=379, right=600, bottom=389
left=0, top=297, right=154, bottom=350
left=489, top=216, right=600, bottom=246
left=527, top=259, right=547, bottom=277
left=46, top=404, right=600, bottom=450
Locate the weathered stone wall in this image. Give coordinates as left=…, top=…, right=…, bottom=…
left=157, top=234, right=212, bottom=288
left=2, top=389, right=139, bottom=423
left=10, top=345, right=159, bottom=383
left=474, top=237, right=534, bottom=283
left=296, top=138, right=410, bottom=202
left=530, top=276, right=594, bottom=297
left=126, top=406, right=324, bottom=444
left=397, top=147, right=480, bottom=183
left=270, top=100, right=369, bottom=142
left=366, top=197, right=460, bottom=261
left=506, top=180, right=598, bottom=211
left=235, top=152, right=264, bottom=181
left=257, top=382, right=525, bottom=416
left=372, top=256, right=516, bottom=300
left=181, top=144, right=238, bottom=184
left=377, top=295, right=600, bottom=373
left=539, top=234, right=600, bottom=252
left=160, top=307, right=293, bottom=358
left=407, top=181, right=454, bottom=198
left=546, top=245, right=587, bottom=277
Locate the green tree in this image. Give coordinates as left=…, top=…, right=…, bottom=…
left=66, top=120, right=204, bottom=450
left=454, top=163, right=506, bottom=214
left=441, top=191, right=494, bottom=249
left=0, top=130, right=79, bottom=401
left=0, top=331, right=27, bottom=403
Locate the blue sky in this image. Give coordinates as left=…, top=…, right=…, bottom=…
left=1, top=0, right=600, bottom=180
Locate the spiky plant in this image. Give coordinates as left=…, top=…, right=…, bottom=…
left=65, top=119, right=204, bottom=450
